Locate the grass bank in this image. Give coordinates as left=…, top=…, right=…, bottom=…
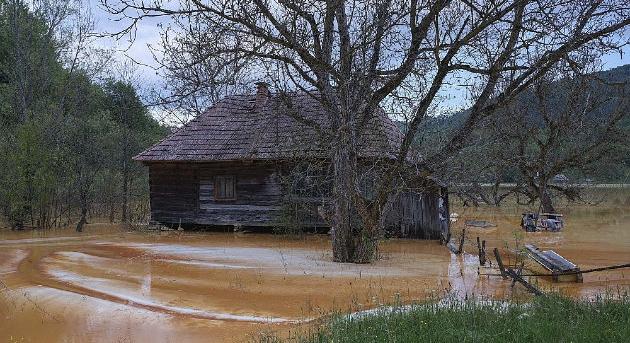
left=256, top=295, right=630, bottom=343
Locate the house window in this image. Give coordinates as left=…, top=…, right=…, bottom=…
left=214, top=176, right=236, bottom=200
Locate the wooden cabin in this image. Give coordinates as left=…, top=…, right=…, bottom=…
left=134, top=83, right=448, bottom=239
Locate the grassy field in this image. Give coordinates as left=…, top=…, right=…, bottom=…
left=257, top=295, right=630, bottom=343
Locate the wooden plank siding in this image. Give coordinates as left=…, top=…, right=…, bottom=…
left=147, top=161, right=447, bottom=239
left=149, top=162, right=282, bottom=226
left=383, top=191, right=444, bottom=239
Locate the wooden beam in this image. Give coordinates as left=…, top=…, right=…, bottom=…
left=506, top=267, right=544, bottom=296
left=494, top=248, right=508, bottom=280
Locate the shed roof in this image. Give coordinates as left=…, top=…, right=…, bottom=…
left=134, top=92, right=404, bottom=162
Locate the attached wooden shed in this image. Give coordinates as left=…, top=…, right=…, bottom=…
left=134, top=84, right=448, bottom=239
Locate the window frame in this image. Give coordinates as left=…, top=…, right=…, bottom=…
left=213, top=175, right=237, bottom=201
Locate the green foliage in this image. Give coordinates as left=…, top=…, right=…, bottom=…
left=0, top=0, right=168, bottom=228
left=0, top=114, right=62, bottom=227
left=273, top=197, right=312, bottom=236
left=273, top=163, right=331, bottom=236
left=257, top=295, right=630, bottom=343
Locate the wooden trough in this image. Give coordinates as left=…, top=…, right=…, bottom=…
left=525, top=244, right=583, bottom=283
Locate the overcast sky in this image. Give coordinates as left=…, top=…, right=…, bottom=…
left=91, top=1, right=164, bottom=86
left=90, top=0, right=630, bottom=116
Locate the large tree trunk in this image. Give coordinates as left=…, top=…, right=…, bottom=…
left=331, top=127, right=377, bottom=263
left=539, top=187, right=556, bottom=214
left=525, top=174, right=558, bottom=214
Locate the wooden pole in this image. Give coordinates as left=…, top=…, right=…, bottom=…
left=477, top=237, right=486, bottom=266
left=494, top=248, right=508, bottom=279
left=476, top=236, right=481, bottom=261
left=457, top=228, right=466, bottom=254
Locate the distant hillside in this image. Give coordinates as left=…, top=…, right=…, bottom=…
left=405, top=64, right=630, bottom=183
left=425, top=64, right=630, bottom=129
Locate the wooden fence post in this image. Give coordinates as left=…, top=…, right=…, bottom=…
left=477, top=237, right=486, bottom=266
left=457, top=228, right=466, bottom=254
left=481, top=239, right=487, bottom=264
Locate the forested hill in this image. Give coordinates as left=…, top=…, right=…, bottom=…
left=409, top=64, right=630, bottom=183
left=598, top=64, right=630, bottom=83
left=0, top=1, right=169, bottom=230
left=414, top=64, right=630, bottom=135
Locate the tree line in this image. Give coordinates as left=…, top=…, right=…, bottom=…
left=415, top=65, right=629, bottom=212
left=0, top=0, right=167, bottom=231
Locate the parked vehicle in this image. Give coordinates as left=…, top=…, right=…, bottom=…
left=521, top=212, right=564, bottom=232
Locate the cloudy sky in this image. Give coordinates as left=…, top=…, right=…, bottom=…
left=91, top=1, right=165, bottom=87
left=89, top=0, right=629, bottom=116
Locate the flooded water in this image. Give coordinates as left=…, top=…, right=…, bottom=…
left=1, top=198, right=629, bottom=342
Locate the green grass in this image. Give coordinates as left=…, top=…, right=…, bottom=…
left=256, top=295, right=630, bottom=343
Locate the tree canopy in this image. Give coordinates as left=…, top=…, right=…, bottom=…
left=0, top=0, right=168, bottom=230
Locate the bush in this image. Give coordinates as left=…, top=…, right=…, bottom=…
left=272, top=197, right=313, bottom=237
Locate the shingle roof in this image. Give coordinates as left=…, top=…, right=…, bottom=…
left=134, top=92, right=404, bottom=162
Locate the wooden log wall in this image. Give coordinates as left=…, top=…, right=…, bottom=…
left=149, top=161, right=282, bottom=226
left=149, top=164, right=198, bottom=224
left=148, top=161, right=448, bottom=239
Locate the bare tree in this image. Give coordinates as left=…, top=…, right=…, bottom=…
left=103, top=0, right=628, bottom=262
left=491, top=67, right=629, bottom=213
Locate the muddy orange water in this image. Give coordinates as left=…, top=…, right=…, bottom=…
left=1, top=200, right=629, bottom=342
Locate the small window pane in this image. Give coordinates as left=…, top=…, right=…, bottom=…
left=215, top=176, right=235, bottom=200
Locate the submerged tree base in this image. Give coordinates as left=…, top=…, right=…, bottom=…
left=331, top=228, right=379, bottom=264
